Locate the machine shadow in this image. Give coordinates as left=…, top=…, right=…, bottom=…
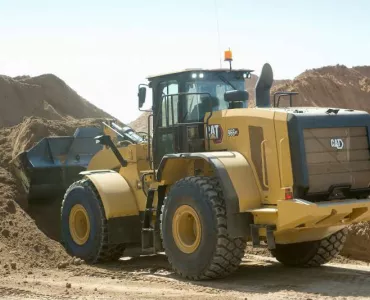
left=95, top=253, right=370, bottom=298
left=21, top=197, right=63, bottom=242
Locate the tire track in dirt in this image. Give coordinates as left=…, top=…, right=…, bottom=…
left=3, top=254, right=370, bottom=299
left=68, top=254, right=370, bottom=299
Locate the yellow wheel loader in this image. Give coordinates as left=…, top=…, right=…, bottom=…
left=61, top=56, right=370, bottom=280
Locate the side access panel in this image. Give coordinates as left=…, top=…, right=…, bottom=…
left=81, top=170, right=141, bottom=244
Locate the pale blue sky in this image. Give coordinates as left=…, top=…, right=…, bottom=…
left=0, top=0, right=369, bottom=123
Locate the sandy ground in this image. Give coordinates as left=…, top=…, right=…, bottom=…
left=2, top=252, right=370, bottom=300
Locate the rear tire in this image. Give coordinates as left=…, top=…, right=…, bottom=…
left=270, top=228, right=348, bottom=267
left=60, top=179, right=125, bottom=263
left=160, top=176, right=246, bottom=280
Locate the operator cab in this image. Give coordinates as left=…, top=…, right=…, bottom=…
left=141, top=68, right=252, bottom=119
left=138, top=68, right=253, bottom=167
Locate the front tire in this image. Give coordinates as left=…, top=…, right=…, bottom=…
left=270, top=228, right=348, bottom=267
left=160, top=176, right=246, bottom=280
left=60, top=179, right=125, bottom=263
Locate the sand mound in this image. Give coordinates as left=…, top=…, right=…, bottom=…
left=0, top=117, right=107, bottom=274
left=0, top=163, right=66, bottom=274
left=0, top=74, right=111, bottom=127
left=0, top=72, right=113, bottom=273
left=0, top=166, right=70, bottom=273
left=341, top=222, right=370, bottom=262
left=271, top=65, right=370, bottom=111
left=129, top=112, right=151, bottom=133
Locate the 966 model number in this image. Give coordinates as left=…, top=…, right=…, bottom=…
left=227, top=128, right=239, bottom=137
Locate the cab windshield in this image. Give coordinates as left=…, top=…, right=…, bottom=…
left=184, top=79, right=246, bottom=122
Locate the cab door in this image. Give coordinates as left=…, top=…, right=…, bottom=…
left=153, top=80, right=179, bottom=168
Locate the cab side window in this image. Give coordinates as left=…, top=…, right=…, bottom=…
left=160, top=81, right=179, bottom=127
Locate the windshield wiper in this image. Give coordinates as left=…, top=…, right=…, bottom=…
left=217, top=74, right=238, bottom=90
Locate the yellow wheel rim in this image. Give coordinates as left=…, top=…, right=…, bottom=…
left=172, top=205, right=202, bottom=254
left=69, top=204, right=91, bottom=245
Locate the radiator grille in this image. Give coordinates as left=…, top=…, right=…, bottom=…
left=303, top=127, right=370, bottom=193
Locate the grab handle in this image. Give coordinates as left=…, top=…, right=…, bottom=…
left=261, top=140, right=268, bottom=189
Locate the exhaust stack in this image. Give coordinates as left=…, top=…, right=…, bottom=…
left=255, top=63, right=273, bottom=107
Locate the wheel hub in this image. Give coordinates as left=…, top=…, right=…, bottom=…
left=172, top=204, right=201, bottom=254
left=69, top=204, right=91, bottom=245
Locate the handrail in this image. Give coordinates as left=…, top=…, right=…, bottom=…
left=273, top=91, right=299, bottom=107
left=261, top=140, right=269, bottom=189
left=279, top=138, right=285, bottom=187
left=147, top=113, right=153, bottom=170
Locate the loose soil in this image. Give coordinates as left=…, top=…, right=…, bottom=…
left=2, top=253, right=370, bottom=299
left=0, top=73, right=114, bottom=273
left=0, top=74, right=111, bottom=127
left=0, top=117, right=108, bottom=275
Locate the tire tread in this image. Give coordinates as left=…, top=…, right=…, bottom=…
left=161, top=176, right=246, bottom=280
left=61, top=179, right=125, bottom=263
left=271, top=228, right=348, bottom=267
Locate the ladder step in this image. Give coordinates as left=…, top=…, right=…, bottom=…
left=145, top=208, right=156, bottom=212
left=250, top=224, right=276, bottom=250
left=141, top=247, right=155, bottom=253
left=142, top=228, right=154, bottom=232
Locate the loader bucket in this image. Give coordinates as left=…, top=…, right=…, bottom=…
left=11, top=127, right=104, bottom=204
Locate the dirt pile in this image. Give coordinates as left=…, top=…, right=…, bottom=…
left=341, top=223, right=370, bottom=262
left=271, top=65, right=370, bottom=111
left=129, top=112, right=151, bottom=133
left=0, top=74, right=111, bottom=127
left=0, top=72, right=113, bottom=274
left=0, top=117, right=106, bottom=274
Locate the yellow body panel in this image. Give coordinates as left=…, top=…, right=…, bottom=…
left=87, top=143, right=151, bottom=213
left=159, top=151, right=261, bottom=211
left=273, top=112, right=294, bottom=190
left=88, top=143, right=150, bottom=170
left=83, top=171, right=139, bottom=218
left=211, top=152, right=261, bottom=211
left=276, top=198, right=370, bottom=230
left=159, top=158, right=193, bottom=185
left=205, top=108, right=286, bottom=204
left=119, top=163, right=149, bottom=212
left=249, top=198, right=370, bottom=243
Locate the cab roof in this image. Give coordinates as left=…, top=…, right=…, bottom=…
left=146, top=68, right=254, bottom=80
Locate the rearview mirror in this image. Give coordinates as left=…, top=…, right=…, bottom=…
left=224, top=90, right=249, bottom=103
left=138, top=87, right=146, bottom=108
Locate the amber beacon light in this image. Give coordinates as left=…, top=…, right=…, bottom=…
left=224, top=48, right=233, bottom=70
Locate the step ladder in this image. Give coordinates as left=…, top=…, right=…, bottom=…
left=141, top=186, right=165, bottom=253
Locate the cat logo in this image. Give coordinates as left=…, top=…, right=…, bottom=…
left=330, top=138, right=344, bottom=150
left=207, top=124, right=223, bottom=144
